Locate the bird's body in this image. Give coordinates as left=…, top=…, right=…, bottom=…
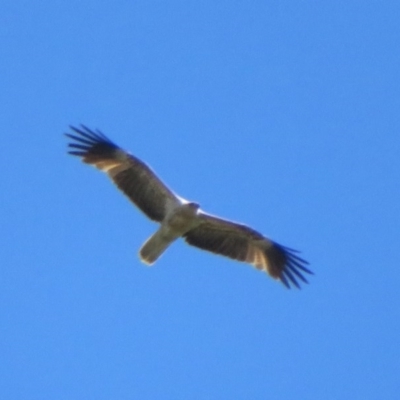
left=140, top=202, right=201, bottom=265
left=66, top=126, right=312, bottom=288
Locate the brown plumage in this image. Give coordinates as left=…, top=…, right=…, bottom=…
left=66, top=125, right=312, bottom=288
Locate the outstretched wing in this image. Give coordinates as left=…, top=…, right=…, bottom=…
left=184, top=212, right=312, bottom=288
left=66, top=125, right=182, bottom=222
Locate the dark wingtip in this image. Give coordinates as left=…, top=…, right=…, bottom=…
left=279, top=274, right=291, bottom=289
left=65, top=125, right=119, bottom=159
left=67, top=125, right=114, bottom=143
left=273, top=243, right=312, bottom=289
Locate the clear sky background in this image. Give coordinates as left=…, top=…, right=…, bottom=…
left=1, top=1, right=399, bottom=399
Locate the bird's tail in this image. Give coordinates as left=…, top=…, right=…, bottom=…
left=139, top=229, right=175, bottom=265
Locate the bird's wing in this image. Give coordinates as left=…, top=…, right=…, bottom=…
left=184, top=212, right=312, bottom=288
left=66, top=125, right=182, bottom=222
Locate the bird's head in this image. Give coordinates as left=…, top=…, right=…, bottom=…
left=188, top=202, right=200, bottom=211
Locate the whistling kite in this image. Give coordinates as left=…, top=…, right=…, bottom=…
left=66, top=126, right=312, bottom=288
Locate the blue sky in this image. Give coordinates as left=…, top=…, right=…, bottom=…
left=1, top=1, right=399, bottom=399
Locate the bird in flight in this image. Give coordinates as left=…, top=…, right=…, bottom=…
left=66, top=126, right=312, bottom=288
